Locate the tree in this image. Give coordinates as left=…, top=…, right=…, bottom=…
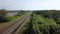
left=0, top=9, right=7, bottom=17
left=0, top=9, right=8, bottom=22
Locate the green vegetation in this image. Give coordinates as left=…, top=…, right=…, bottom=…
left=0, top=9, right=60, bottom=34
left=5, top=16, right=18, bottom=21
left=19, top=10, right=60, bottom=34
left=34, top=10, right=60, bottom=24
left=0, top=9, right=26, bottom=23
left=0, top=9, right=27, bottom=31
left=0, top=9, right=8, bottom=22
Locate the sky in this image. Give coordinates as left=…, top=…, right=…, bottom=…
left=0, top=0, right=60, bottom=10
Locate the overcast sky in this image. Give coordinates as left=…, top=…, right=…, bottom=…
left=0, top=0, right=60, bottom=10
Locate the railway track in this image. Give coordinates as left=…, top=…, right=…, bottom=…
left=0, top=13, right=31, bottom=34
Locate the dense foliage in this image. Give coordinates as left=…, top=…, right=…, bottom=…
left=20, top=10, right=60, bottom=34
left=0, top=9, right=8, bottom=22
left=34, top=10, right=60, bottom=24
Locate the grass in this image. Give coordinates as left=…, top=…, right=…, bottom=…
left=5, top=16, right=19, bottom=21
